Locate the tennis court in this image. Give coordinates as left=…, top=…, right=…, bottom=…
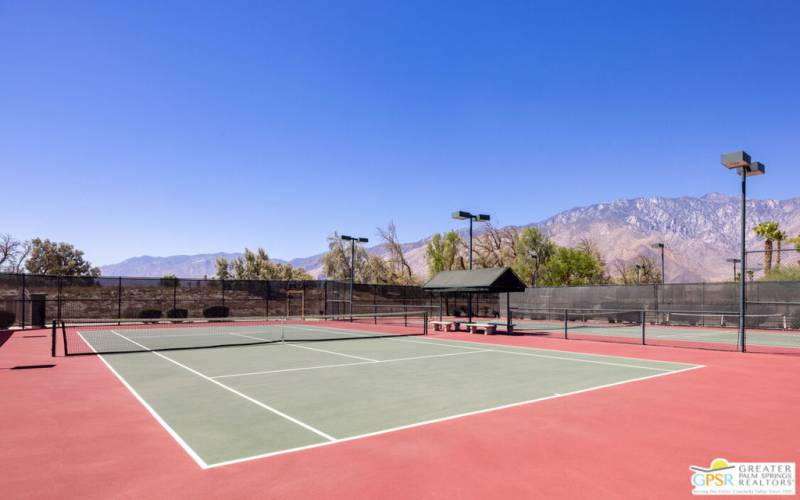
left=66, top=317, right=701, bottom=468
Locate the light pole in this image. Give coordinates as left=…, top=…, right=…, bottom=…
left=451, top=211, right=491, bottom=321
left=634, top=264, right=642, bottom=284
left=340, top=235, right=369, bottom=320
left=651, top=242, right=665, bottom=283
left=726, top=258, right=741, bottom=282
left=721, top=151, right=765, bottom=352
left=528, top=251, right=539, bottom=287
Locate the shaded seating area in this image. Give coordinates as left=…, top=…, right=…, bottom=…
left=422, top=267, right=526, bottom=334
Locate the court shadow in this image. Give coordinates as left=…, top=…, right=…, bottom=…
left=0, top=330, right=12, bottom=349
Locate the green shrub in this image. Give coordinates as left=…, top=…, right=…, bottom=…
left=0, top=311, right=15, bottom=329
left=203, top=306, right=229, bottom=318
left=166, top=308, right=188, bottom=319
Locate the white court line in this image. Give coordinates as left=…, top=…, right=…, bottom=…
left=482, top=348, right=675, bottom=371
left=285, top=343, right=379, bottom=362
left=76, top=331, right=210, bottom=469
left=212, top=349, right=491, bottom=379
left=206, top=363, right=706, bottom=469
left=251, top=328, right=674, bottom=372
left=387, top=336, right=689, bottom=372
left=389, top=334, right=702, bottom=369
left=84, top=328, right=705, bottom=470
left=105, top=329, right=278, bottom=340
left=109, top=330, right=336, bottom=442
left=228, top=331, right=379, bottom=362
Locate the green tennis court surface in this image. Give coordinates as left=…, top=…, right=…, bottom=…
left=90, top=326, right=701, bottom=468
left=511, top=319, right=800, bottom=349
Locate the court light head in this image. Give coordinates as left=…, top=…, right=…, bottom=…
left=357, top=237, right=369, bottom=243
left=452, top=211, right=472, bottom=220
left=721, top=151, right=751, bottom=169
left=746, top=161, right=765, bottom=177
left=651, top=242, right=664, bottom=249
left=476, top=214, right=491, bottom=222
left=340, top=235, right=354, bottom=241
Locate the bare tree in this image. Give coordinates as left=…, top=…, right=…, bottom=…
left=377, top=221, right=416, bottom=284
left=474, top=225, right=519, bottom=268
left=0, top=234, right=31, bottom=272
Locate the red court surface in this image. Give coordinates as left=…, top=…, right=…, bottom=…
left=2, top=327, right=798, bottom=499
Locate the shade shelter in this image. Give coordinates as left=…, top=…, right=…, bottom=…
left=422, top=267, right=526, bottom=332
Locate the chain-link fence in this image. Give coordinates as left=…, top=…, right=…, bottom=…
left=502, top=282, right=800, bottom=354
left=0, top=273, right=461, bottom=329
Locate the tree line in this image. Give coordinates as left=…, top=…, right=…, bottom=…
left=1, top=235, right=100, bottom=276
left=6, top=221, right=799, bottom=285
left=750, top=221, right=800, bottom=281
left=425, top=225, right=661, bottom=286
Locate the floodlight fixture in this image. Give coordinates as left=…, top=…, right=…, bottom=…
left=746, top=161, right=765, bottom=177
left=339, top=233, right=369, bottom=319
left=720, top=150, right=766, bottom=352
left=451, top=209, right=492, bottom=321
left=528, top=251, right=539, bottom=287
left=651, top=242, right=665, bottom=284
left=721, top=151, right=751, bottom=169
left=726, top=258, right=741, bottom=282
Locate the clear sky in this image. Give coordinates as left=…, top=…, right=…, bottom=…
left=2, top=1, right=798, bottom=266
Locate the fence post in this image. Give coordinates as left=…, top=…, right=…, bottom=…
left=57, top=275, right=63, bottom=323
left=641, top=310, right=646, bottom=345
left=221, top=279, right=225, bottom=308
left=264, top=280, right=269, bottom=318
left=117, top=277, right=123, bottom=320
left=21, top=273, right=26, bottom=329
left=51, top=320, right=57, bottom=357
left=564, top=308, right=568, bottom=339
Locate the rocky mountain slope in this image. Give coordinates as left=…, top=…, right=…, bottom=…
left=100, top=193, right=800, bottom=282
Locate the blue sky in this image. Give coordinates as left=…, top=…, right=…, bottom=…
left=2, top=1, right=798, bottom=266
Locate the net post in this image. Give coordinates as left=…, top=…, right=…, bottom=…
left=564, top=308, right=568, bottom=339
left=424, top=312, right=428, bottom=335
left=640, top=310, right=646, bottom=345
left=51, top=320, right=57, bottom=357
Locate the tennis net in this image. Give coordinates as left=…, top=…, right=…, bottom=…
left=510, top=308, right=642, bottom=332
left=566, top=310, right=643, bottom=330
left=664, top=312, right=787, bottom=330
left=58, top=311, right=428, bottom=356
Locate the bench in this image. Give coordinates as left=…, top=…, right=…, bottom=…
left=452, top=320, right=468, bottom=331
left=489, top=322, right=516, bottom=334
left=465, top=323, right=497, bottom=335
left=430, top=320, right=455, bottom=332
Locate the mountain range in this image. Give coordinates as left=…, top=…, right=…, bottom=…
left=99, top=193, right=800, bottom=282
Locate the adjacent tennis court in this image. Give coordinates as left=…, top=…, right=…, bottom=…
left=509, top=312, right=800, bottom=351
left=72, top=319, right=701, bottom=468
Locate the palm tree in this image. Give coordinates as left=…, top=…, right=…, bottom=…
left=753, top=221, right=779, bottom=274
left=774, top=230, right=787, bottom=268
